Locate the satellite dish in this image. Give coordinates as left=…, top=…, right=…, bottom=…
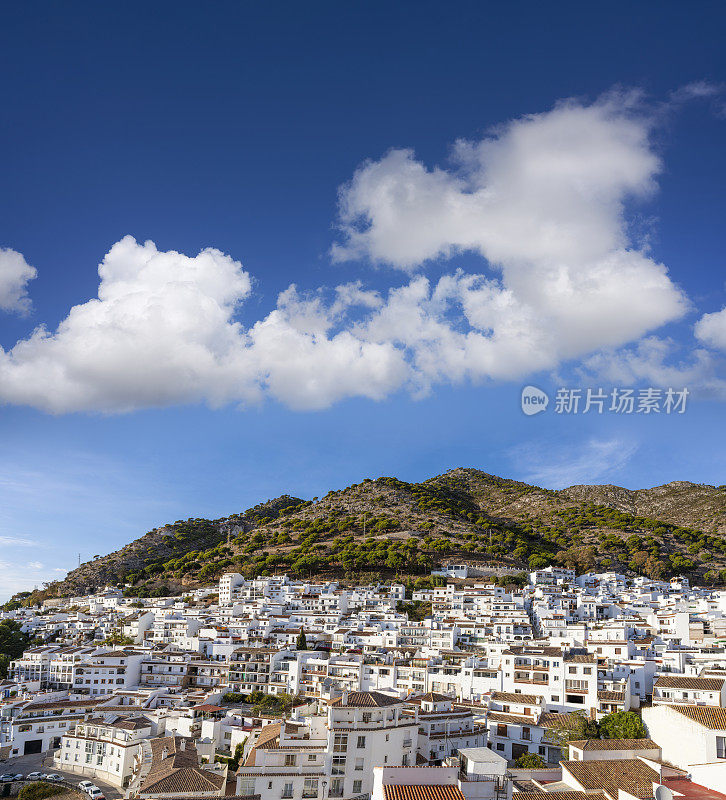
left=654, top=786, right=674, bottom=800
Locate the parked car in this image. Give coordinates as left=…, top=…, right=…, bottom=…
left=42, top=775, right=63, bottom=782
left=26, top=772, right=43, bottom=781
left=78, top=782, right=94, bottom=791
left=0, top=775, right=22, bottom=783
left=87, top=789, right=105, bottom=800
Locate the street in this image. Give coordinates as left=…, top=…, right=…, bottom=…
left=0, top=752, right=122, bottom=800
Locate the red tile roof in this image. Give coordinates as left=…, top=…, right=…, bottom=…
left=383, top=786, right=465, bottom=800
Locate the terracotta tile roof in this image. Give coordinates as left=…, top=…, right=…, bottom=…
left=19, top=699, right=99, bottom=713
left=502, top=646, right=563, bottom=657
left=670, top=703, right=726, bottom=730
left=562, top=758, right=659, bottom=795
left=416, top=692, right=453, bottom=703
left=538, top=713, right=585, bottom=731
left=329, top=691, right=401, bottom=707
left=487, top=711, right=535, bottom=726
left=515, top=794, right=609, bottom=800
left=568, top=738, right=658, bottom=751
left=654, top=676, right=725, bottom=691
left=109, top=717, right=151, bottom=730
left=490, top=691, right=540, bottom=705
left=253, top=723, right=282, bottom=749
left=663, top=776, right=726, bottom=800
left=597, top=691, right=625, bottom=702
left=139, top=735, right=216, bottom=794
left=383, top=786, right=465, bottom=800
left=139, top=766, right=225, bottom=795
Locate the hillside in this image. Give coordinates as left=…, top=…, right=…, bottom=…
left=14, top=469, right=726, bottom=602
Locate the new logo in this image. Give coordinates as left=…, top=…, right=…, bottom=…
left=521, top=385, right=549, bottom=415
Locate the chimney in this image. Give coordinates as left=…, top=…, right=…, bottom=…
left=162, top=747, right=168, bottom=760
left=180, top=740, right=186, bottom=751
left=341, top=691, right=349, bottom=706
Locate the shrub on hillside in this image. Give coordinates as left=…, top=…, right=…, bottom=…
left=18, top=783, right=65, bottom=800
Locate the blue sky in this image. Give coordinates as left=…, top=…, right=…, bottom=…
left=0, top=1, right=725, bottom=598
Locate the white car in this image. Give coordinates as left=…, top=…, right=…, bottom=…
left=78, top=781, right=95, bottom=792
left=0, top=775, right=22, bottom=783
left=42, top=775, right=63, bottom=782
left=87, top=788, right=105, bottom=800
left=26, top=773, right=43, bottom=781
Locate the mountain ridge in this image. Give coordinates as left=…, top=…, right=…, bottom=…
left=10, top=468, right=726, bottom=604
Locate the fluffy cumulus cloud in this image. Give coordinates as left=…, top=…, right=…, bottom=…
left=0, top=92, right=708, bottom=414
left=332, top=92, right=689, bottom=370
left=695, top=307, right=726, bottom=351
left=0, top=236, right=410, bottom=412
left=0, top=247, right=37, bottom=314
left=0, top=236, right=258, bottom=412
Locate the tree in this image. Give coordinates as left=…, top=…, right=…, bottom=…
left=514, top=753, right=546, bottom=768
left=103, top=629, right=134, bottom=646
left=296, top=631, right=307, bottom=650
left=0, top=619, right=30, bottom=676
left=600, top=711, right=646, bottom=739
left=544, top=712, right=600, bottom=756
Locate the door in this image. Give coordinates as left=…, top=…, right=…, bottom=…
left=23, top=739, right=43, bottom=755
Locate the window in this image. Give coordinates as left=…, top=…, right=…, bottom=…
left=308, top=755, right=316, bottom=762
left=333, top=734, right=348, bottom=753
left=285, top=754, right=296, bottom=767
left=332, top=756, right=345, bottom=775
left=496, top=724, right=507, bottom=737
left=353, top=781, right=362, bottom=795
left=717, top=737, right=726, bottom=759
left=362, top=713, right=371, bottom=723
left=356, top=735, right=366, bottom=748
left=355, top=758, right=364, bottom=771
left=303, top=779, right=318, bottom=798
left=282, top=782, right=294, bottom=799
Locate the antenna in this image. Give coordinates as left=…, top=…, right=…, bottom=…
left=654, top=786, right=673, bottom=800
left=78, top=553, right=81, bottom=567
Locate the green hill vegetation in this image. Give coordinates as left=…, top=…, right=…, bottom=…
left=7, top=468, right=726, bottom=605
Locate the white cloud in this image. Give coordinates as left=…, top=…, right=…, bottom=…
left=0, top=237, right=410, bottom=413
left=581, top=336, right=726, bottom=399
left=0, top=91, right=705, bottom=414
left=0, top=248, right=37, bottom=314
left=695, top=307, right=726, bottom=351
left=514, top=437, right=639, bottom=489
left=0, top=560, right=64, bottom=601
left=0, top=536, right=35, bottom=546
left=0, top=236, right=260, bottom=413
left=332, top=92, right=688, bottom=370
